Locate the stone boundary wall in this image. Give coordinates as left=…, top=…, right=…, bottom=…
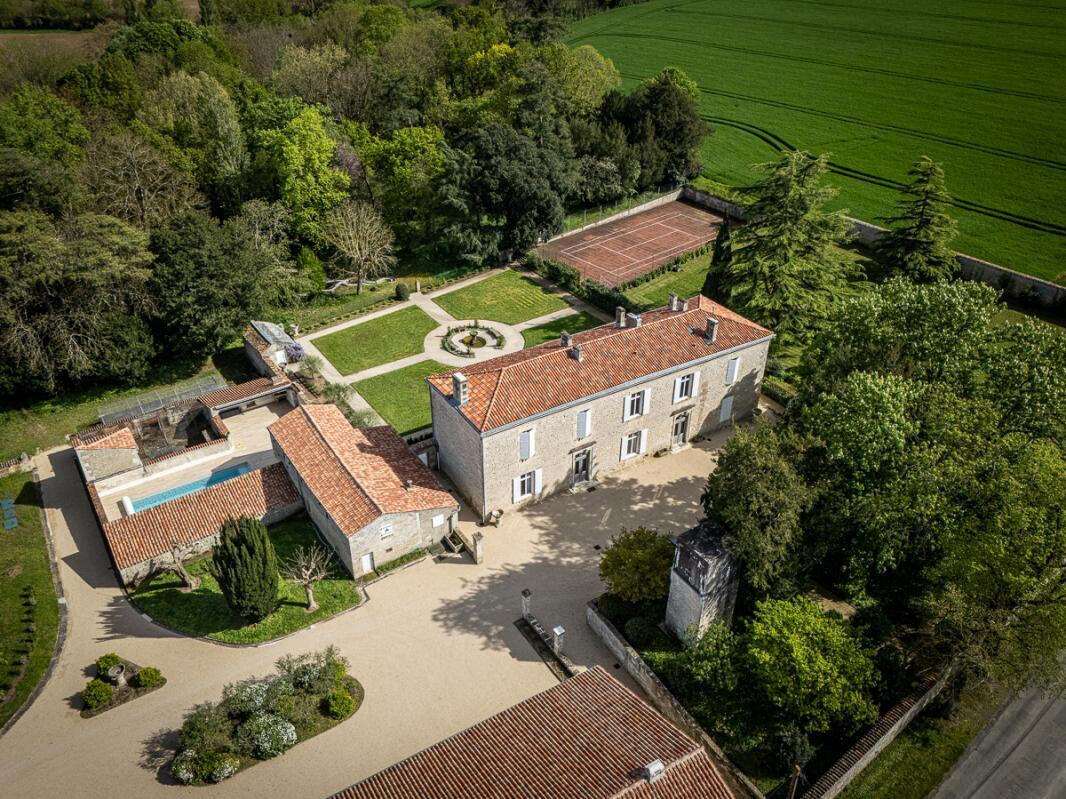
left=680, top=186, right=1066, bottom=308
left=586, top=600, right=765, bottom=799
left=801, top=671, right=950, bottom=799
left=544, top=189, right=684, bottom=243
left=0, top=454, right=32, bottom=478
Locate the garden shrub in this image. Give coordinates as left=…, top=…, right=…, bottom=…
left=322, top=687, right=355, bottom=719
left=624, top=616, right=661, bottom=649
left=276, top=646, right=347, bottom=694
left=178, top=702, right=232, bottom=754
left=172, top=749, right=240, bottom=785
left=773, top=724, right=815, bottom=770
left=395, top=282, right=410, bottom=301
left=599, top=527, right=675, bottom=602
left=82, top=678, right=113, bottom=709
left=222, top=679, right=272, bottom=718
left=95, top=653, right=121, bottom=675
left=134, top=666, right=164, bottom=689
left=236, top=712, right=297, bottom=758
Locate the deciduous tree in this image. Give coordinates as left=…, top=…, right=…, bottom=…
left=282, top=545, right=333, bottom=613
left=599, top=526, right=675, bottom=602
left=320, top=200, right=396, bottom=294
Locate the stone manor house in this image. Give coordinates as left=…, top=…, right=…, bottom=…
left=428, top=294, right=772, bottom=521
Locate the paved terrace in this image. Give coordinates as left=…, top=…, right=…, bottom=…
left=0, top=433, right=728, bottom=798
left=96, top=401, right=293, bottom=521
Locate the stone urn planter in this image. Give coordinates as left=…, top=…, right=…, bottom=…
left=107, top=663, right=127, bottom=688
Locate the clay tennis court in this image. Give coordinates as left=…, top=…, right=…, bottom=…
left=539, top=200, right=723, bottom=287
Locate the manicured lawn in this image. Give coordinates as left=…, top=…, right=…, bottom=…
left=310, top=306, right=438, bottom=376
left=624, top=254, right=711, bottom=311
left=0, top=472, right=60, bottom=730
left=570, top=0, right=1066, bottom=282
left=433, top=270, right=571, bottom=324
left=355, top=359, right=450, bottom=435
left=839, top=681, right=1007, bottom=799
left=131, top=516, right=362, bottom=645
left=522, top=311, right=604, bottom=348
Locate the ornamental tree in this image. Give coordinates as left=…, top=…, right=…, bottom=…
left=320, top=200, right=396, bottom=294
left=211, top=516, right=279, bottom=622
left=876, top=157, right=957, bottom=283
left=599, top=527, right=675, bottom=602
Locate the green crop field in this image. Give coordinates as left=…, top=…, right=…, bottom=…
left=569, top=0, right=1066, bottom=283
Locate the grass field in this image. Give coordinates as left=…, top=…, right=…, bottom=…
left=355, top=359, right=450, bottom=434
left=569, top=0, right=1066, bottom=283
left=839, top=681, right=1006, bottom=799
left=522, top=311, right=604, bottom=347
left=624, top=254, right=711, bottom=310
left=311, top=306, right=437, bottom=376
left=131, top=516, right=362, bottom=645
left=0, top=472, right=59, bottom=730
left=433, top=270, right=571, bottom=324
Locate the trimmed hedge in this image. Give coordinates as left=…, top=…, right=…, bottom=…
left=82, top=679, right=113, bottom=709
left=525, top=251, right=631, bottom=314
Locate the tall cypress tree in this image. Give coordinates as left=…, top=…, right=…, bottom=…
left=715, top=151, right=857, bottom=343
left=212, top=516, right=279, bottom=621
left=876, top=157, right=957, bottom=283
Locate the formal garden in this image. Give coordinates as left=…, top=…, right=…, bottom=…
left=132, top=516, right=362, bottom=645
left=354, top=359, right=453, bottom=435
left=168, top=646, right=363, bottom=785
left=0, top=471, right=59, bottom=730
left=521, top=311, right=603, bottom=348
left=432, top=269, right=571, bottom=325
left=310, top=305, right=438, bottom=376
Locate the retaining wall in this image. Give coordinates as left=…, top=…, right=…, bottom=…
left=586, top=600, right=764, bottom=799
left=680, top=186, right=1066, bottom=308
left=545, top=189, right=684, bottom=242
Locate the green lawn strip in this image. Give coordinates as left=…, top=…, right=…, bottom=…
left=131, top=516, right=361, bottom=645
left=521, top=311, right=604, bottom=348
left=838, top=681, right=1007, bottom=799
left=355, top=359, right=450, bottom=435
left=624, top=254, right=711, bottom=311
left=0, top=472, right=60, bottom=730
left=311, top=306, right=438, bottom=376
left=433, top=270, right=570, bottom=325
left=569, top=0, right=1066, bottom=280
left=563, top=189, right=667, bottom=231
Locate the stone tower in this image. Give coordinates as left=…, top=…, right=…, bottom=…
left=664, top=522, right=739, bottom=646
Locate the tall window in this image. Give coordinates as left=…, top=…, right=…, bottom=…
left=519, top=470, right=536, bottom=498
left=626, top=391, right=645, bottom=418
left=623, top=431, right=642, bottom=458
left=677, top=373, right=695, bottom=400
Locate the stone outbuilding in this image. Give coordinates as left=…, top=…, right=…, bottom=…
left=665, top=521, right=739, bottom=645
left=269, top=404, right=459, bottom=577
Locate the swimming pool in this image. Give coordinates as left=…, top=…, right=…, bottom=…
left=131, top=462, right=252, bottom=513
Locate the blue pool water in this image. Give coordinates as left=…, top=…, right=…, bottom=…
left=132, top=462, right=252, bottom=512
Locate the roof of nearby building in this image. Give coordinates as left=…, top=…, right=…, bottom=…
left=250, top=320, right=295, bottom=349
left=100, top=463, right=299, bottom=570
left=327, top=666, right=735, bottom=799
left=268, top=404, right=457, bottom=535
left=197, top=376, right=290, bottom=410
left=426, top=295, right=771, bottom=432
left=74, top=426, right=138, bottom=450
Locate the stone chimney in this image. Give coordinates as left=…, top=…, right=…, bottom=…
left=680, top=298, right=689, bottom=311
left=615, top=306, right=626, bottom=328
left=668, top=293, right=679, bottom=311
left=453, top=372, right=469, bottom=406
left=560, top=331, right=572, bottom=348
left=643, top=760, right=666, bottom=784
left=627, top=312, right=642, bottom=328
left=403, top=479, right=414, bottom=491
left=705, top=317, right=719, bottom=343
left=569, top=345, right=583, bottom=362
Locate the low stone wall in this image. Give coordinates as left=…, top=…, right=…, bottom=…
left=680, top=185, right=1066, bottom=308
left=586, top=600, right=765, bottom=799
left=801, top=672, right=950, bottom=799
left=545, top=189, right=684, bottom=242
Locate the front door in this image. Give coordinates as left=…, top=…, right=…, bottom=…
left=360, top=552, right=375, bottom=575
left=573, top=449, right=591, bottom=484
left=672, top=412, right=689, bottom=447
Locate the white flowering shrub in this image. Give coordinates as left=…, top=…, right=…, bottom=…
left=209, top=753, right=240, bottom=783
left=222, top=680, right=271, bottom=717
left=237, top=713, right=297, bottom=759
left=172, top=750, right=197, bottom=785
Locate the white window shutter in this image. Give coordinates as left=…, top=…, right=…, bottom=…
left=672, top=376, right=682, bottom=403
left=726, top=357, right=740, bottom=385
left=512, top=476, right=522, bottom=503
left=619, top=436, right=626, bottom=460
left=719, top=395, right=735, bottom=423
left=641, top=388, right=650, bottom=414
left=534, top=469, right=543, bottom=495
left=692, top=370, right=701, bottom=396
left=530, top=428, right=536, bottom=457
left=639, top=429, right=648, bottom=454
left=520, top=429, right=533, bottom=460
left=577, top=409, right=589, bottom=439
left=622, top=395, right=632, bottom=421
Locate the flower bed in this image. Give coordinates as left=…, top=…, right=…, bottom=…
left=81, top=653, right=166, bottom=718
left=442, top=322, right=505, bottom=357
left=170, top=646, right=363, bottom=785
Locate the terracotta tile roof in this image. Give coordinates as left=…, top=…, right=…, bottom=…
left=269, top=404, right=456, bottom=535
left=197, top=376, right=290, bottom=409
left=101, top=463, right=299, bottom=570
left=328, top=666, right=735, bottom=799
left=427, top=295, right=771, bottom=432
left=74, top=426, right=137, bottom=450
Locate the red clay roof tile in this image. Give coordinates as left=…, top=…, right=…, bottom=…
left=427, top=295, right=770, bottom=432
left=328, top=666, right=735, bottom=799
left=197, top=377, right=290, bottom=409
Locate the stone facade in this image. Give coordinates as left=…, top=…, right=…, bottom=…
left=664, top=525, right=739, bottom=645
left=433, top=338, right=769, bottom=520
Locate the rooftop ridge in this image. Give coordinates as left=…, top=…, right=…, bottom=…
left=302, top=405, right=383, bottom=519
